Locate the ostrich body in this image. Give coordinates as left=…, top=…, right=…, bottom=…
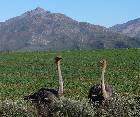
left=88, top=59, right=112, bottom=105
left=24, top=56, right=63, bottom=117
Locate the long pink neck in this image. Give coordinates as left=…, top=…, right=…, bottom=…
left=57, top=61, right=63, bottom=96
left=101, top=69, right=108, bottom=98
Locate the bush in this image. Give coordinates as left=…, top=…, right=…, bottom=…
left=0, top=99, right=37, bottom=117
left=0, top=94, right=140, bottom=117
left=52, top=94, right=140, bottom=117
left=102, top=93, right=140, bottom=117
left=54, top=97, right=96, bottom=117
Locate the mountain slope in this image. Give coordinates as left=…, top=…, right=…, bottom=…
left=0, top=7, right=140, bottom=51
left=110, top=18, right=140, bottom=38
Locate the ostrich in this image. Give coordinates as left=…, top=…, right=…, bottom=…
left=88, top=59, right=112, bottom=105
left=24, top=56, right=63, bottom=117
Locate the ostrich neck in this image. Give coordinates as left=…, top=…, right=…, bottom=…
left=101, top=69, right=108, bottom=98
left=57, top=61, right=63, bottom=96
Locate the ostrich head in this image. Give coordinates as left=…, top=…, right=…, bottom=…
left=55, top=56, right=62, bottom=64
left=100, top=58, right=107, bottom=72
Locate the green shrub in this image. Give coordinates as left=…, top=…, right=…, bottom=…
left=0, top=99, right=37, bottom=117
left=0, top=94, right=140, bottom=117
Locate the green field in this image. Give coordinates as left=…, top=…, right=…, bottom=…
left=0, top=49, right=140, bottom=100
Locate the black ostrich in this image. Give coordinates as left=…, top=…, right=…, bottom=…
left=24, top=56, right=63, bottom=117
left=88, top=59, right=112, bottom=105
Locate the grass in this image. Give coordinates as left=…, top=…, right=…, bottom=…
left=0, top=48, right=140, bottom=100
left=0, top=48, right=140, bottom=116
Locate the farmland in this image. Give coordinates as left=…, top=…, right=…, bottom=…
left=0, top=48, right=140, bottom=100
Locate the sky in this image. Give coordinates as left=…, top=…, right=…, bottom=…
left=0, top=0, right=140, bottom=27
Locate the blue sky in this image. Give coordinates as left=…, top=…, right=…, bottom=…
left=0, top=0, right=140, bottom=27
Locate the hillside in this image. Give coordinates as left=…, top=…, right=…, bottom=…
left=110, top=18, right=140, bottom=38
left=0, top=7, right=140, bottom=51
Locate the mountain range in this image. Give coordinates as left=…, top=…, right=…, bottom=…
left=110, top=18, right=140, bottom=38
left=0, top=7, right=140, bottom=51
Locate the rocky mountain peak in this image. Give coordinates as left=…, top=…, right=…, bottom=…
left=34, top=7, right=47, bottom=13
left=22, top=7, right=50, bottom=17
left=35, top=7, right=45, bottom=11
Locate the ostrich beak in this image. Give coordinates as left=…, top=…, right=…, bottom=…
left=55, top=56, right=62, bottom=63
